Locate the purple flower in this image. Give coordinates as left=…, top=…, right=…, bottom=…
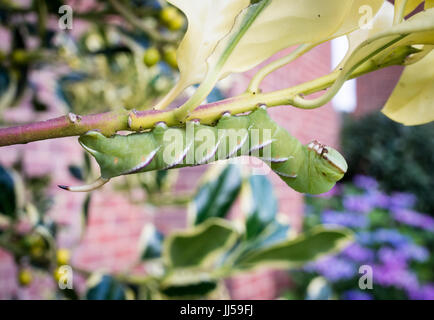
left=307, top=257, right=356, bottom=282
left=353, top=175, right=379, bottom=191
left=343, top=195, right=374, bottom=213
left=371, top=229, right=410, bottom=247
left=388, top=192, right=417, bottom=210
left=409, top=284, right=434, bottom=300
left=392, top=209, right=434, bottom=231
left=356, top=231, right=373, bottom=246
left=373, top=264, right=419, bottom=292
left=357, top=229, right=410, bottom=247
left=342, top=243, right=375, bottom=263
left=378, top=245, right=429, bottom=266
left=378, top=247, right=407, bottom=268
left=343, top=290, right=373, bottom=300
left=400, top=244, right=429, bottom=262
left=321, top=210, right=368, bottom=228
left=368, top=191, right=390, bottom=209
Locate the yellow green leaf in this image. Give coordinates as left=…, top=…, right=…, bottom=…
left=347, top=8, right=434, bottom=81
left=154, top=0, right=249, bottom=109
left=340, top=1, right=395, bottom=68
left=381, top=50, right=434, bottom=125
left=395, top=0, right=424, bottom=20
left=293, top=7, right=434, bottom=109
left=426, top=0, right=434, bottom=9
left=209, top=0, right=355, bottom=78
left=330, top=0, right=385, bottom=39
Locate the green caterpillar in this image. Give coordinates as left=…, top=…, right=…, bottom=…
left=61, top=106, right=347, bottom=194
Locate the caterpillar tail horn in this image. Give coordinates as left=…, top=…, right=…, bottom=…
left=58, top=177, right=110, bottom=192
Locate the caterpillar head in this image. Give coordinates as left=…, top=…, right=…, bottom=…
left=306, top=140, right=347, bottom=194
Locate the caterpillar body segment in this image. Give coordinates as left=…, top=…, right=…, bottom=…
left=68, top=108, right=347, bottom=194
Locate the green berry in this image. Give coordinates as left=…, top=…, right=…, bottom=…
left=163, top=47, right=178, bottom=69
left=18, top=269, right=33, bottom=286
left=159, top=6, right=178, bottom=24
left=167, top=14, right=184, bottom=31
left=11, top=49, right=28, bottom=64
left=143, top=47, right=161, bottom=67
left=56, top=248, right=71, bottom=266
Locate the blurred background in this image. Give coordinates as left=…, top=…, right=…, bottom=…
left=0, top=0, right=432, bottom=300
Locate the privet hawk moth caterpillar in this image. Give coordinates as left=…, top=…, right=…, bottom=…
left=60, top=106, right=347, bottom=194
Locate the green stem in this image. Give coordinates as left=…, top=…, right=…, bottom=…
left=153, top=81, right=187, bottom=111
left=173, top=71, right=220, bottom=121
left=247, top=43, right=316, bottom=94
left=291, top=35, right=408, bottom=109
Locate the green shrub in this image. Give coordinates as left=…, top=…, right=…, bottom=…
left=341, top=112, right=434, bottom=214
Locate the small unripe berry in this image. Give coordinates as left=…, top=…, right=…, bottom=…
left=163, top=47, right=178, bottom=69
left=30, top=245, right=44, bottom=258
left=18, top=269, right=33, bottom=286
left=159, top=6, right=178, bottom=24
left=143, top=47, right=161, bottom=67
left=167, top=14, right=184, bottom=31
left=11, top=49, right=28, bottom=64
left=56, top=248, right=71, bottom=266
left=53, top=267, right=62, bottom=282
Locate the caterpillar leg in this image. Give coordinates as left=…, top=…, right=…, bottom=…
left=58, top=177, right=110, bottom=192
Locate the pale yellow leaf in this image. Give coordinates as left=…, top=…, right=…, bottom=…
left=344, top=7, right=434, bottom=74
left=345, top=1, right=395, bottom=60
left=210, top=0, right=356, bottom=77
left=292, top=8, right=434, bottom=109
left=382, top=50, right=434, bottom=125
left=154, top=0, right=249, bottom=109
left=395, top=0, right=424, bottom=17
left=330, top=0, right=385, bottom=38
left=168, top=0, right=249, bottom=86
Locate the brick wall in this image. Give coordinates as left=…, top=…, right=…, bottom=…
left=354, top=66, right=403, bottom=118
left=0, top=43, right=340, bottom=300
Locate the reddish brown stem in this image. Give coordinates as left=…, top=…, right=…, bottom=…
left=0, top=111, right=130, bottom=146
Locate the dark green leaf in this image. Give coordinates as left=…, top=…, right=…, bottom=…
left=31, top=93, right=48, bottom=112
left=86, top=275, right=126, bottom=300
left=245, top=175, right=278, bottom=240
left=81, top=193, right=92, bottom=232
left=68, top=165, right=84, bottom=181
left=0, top=66, right=10, bottom=94
left=193, top=165, right=242, bottom=225
left=0, top=165, right=16, bottom=219
left=156, top=170, right=168, bottom=191
left=139, top=224, right=164, bottom=260
left=164, top=218, right=237, bottom=268
left=235, top=228, right=353, bottom=271
left=245, top=221, right=290, bottom=253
